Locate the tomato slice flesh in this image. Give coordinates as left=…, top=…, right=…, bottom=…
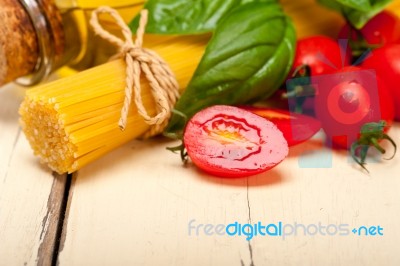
left=184, top=105, right=288, bottom=178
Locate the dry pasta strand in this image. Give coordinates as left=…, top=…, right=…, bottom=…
left=19, top=34, right=209, bottom=174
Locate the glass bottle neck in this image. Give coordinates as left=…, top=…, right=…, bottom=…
left=56, top=0, right=144, bottom=71
left=16, top=0, right=144, bottom=86
left=17, top=0, right=61, bottom=86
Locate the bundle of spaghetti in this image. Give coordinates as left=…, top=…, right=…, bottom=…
left=19, top=34, right=209, bottom=174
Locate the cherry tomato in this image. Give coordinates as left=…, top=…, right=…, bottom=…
left=240, top=106, right=321, bottom=146
left=183, top=105, right=288, bottom=178
left=338, top=11, right=400, bottom=46
left=289, top=36, right=351, bottom=77
left=361, top=44, right=400, bottom=120
left=285, top=36, right=351, bottom=113
left=314, top=66, right=394, bottom=149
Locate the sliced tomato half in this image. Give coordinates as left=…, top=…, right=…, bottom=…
left=183, top=105, right=288, bottom=178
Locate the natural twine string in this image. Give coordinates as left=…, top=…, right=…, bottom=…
left=90, top=6, right=180, bottom=137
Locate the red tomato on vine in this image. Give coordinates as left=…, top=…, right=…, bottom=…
left=361, top=44, right=400, bottom=120
left=313, top=66, right=395, bottom=171
left=339, top=11, right=400, bottom=47
left=290, top=36, right=351, bottom=77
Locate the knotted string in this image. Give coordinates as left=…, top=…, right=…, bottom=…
left=90, top=6, right=180, bottom=137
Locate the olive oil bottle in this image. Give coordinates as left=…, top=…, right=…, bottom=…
left=0, top=0, right=144, bottom=87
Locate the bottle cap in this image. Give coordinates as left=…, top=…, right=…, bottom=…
left=0, top=0, right=64, bottom=87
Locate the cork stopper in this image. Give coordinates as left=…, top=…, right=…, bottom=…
left=0, top=0, right=65, bottom=87
left=0, top=0, right=38, bottom=86
left=39, top=0, right=65, bottom=63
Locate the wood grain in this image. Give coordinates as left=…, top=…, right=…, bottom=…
left=248, top=127, right=400, bottom=266
left=57, top=126, right=400, bottom=265
left=0, top=84, right=68, bottom=265
left=57, top=138, right=253, bottom=265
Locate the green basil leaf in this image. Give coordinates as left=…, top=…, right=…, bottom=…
left=335, top=0, right=371, bottom=11
left=129, top=0, right=277, bottom=35
left=165, top=1, right=296, bottom=135
left=318, top=0, right=393, bottom=29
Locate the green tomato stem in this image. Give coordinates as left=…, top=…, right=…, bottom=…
left=349, top=121, right=397, bottom=173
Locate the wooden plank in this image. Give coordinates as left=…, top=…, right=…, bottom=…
left=0, top=84, right=68, bottom=265
left=58, top=124, right=400, bottom=266
left=248, top=125, right=400, bottom=266
left=57, top=138, right=252, bottom=265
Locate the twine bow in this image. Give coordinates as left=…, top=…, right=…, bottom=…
left=90, top=6, right=180, bottom=137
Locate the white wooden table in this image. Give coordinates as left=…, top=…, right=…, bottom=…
left=1, top=80, right=400, bottom=266
left=2, top=1, right=400, bottom=265
left=0, top=84, right=67, bottom=266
